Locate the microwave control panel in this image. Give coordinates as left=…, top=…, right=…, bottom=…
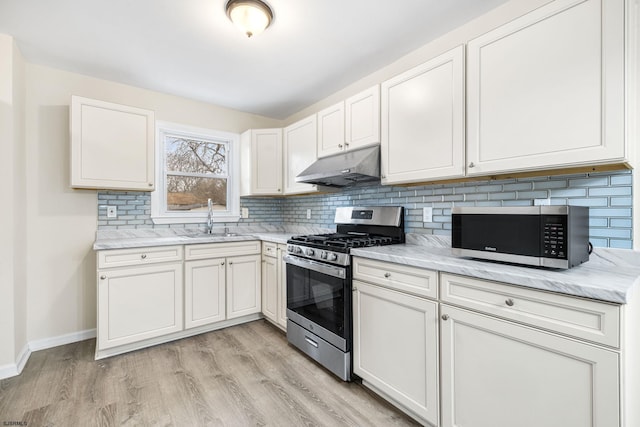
left=542, top=216, right=567, bottom=259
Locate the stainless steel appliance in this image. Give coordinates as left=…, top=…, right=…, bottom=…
left=452, top=206, right=591, bottom=269
left=284, top=206, right=405, bottom=381
left=295, top=146, right=380, bottom=187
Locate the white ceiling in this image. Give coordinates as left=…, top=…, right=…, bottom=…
left=0, top=0, right=509, bottom=119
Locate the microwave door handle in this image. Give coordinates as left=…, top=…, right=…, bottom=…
left=283, top=254, right=346, bottom=279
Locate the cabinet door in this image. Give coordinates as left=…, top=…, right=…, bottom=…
left=97, top=263, right=183, bottom=350
left=184, top=259, right=226, bottom=329
left=466, top=0, right=625, bottom=176
left=242, top=129, right=283, bottom=195
left=283, top=115, right=318, bottom=195
left=381, top=45, right=465, bottom=185
left=345, top=85, right=380, bottom=150
left=440, top=305, right=619, bottom=427
left=261, top=255, right=278, bottom=323
left=71, top=96, right=155, bottom=191
left=276, top=244, right=288, bottom=329
left=353, top=280, right=439, bottom=425
left=317, top=102, right=346, bottom=158
left=227, top=254, right=261, bottom=319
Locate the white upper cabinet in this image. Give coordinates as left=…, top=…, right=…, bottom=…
left=345, top=85, right=380, bottom=150
left=317, top=85, right=381, bottom=158
left=466, top=0, right=626, bottom=176
left=381, top=46, right=465, bottom=185
left=317, top=102, right=346, bottom=158
left=240, top=128, right=283, bottom=196
left=70, top=96, right=155, bottom=191
left=283, top=115, right=318, bottom=195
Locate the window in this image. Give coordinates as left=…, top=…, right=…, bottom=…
left=151, top=122, right=240, bottom=224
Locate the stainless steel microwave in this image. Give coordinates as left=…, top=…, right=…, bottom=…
left=451, top=206, right=590, bottom=269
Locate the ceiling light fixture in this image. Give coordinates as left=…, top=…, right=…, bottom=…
left=225, top=0, right=273, bottom=38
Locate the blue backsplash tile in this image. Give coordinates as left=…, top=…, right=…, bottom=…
left=98, top=170, right=634, bottom=248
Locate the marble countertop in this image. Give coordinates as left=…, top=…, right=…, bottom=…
left=351, top=235, right=640, bottom=304
left=92, top=226, right=332, bottom=250
left=94, top=229, right=640, bottom=304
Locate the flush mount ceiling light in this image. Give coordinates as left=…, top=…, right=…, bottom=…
left=225, top=0, right=273, bottom=38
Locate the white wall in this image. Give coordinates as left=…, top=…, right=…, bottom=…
left=22, top=64, right=283, bottom=346
left=0, top=35, right=27, bottom=375
left=0, top=34, right=17, bottom=370
left=284, top=0, right=552, bottom=125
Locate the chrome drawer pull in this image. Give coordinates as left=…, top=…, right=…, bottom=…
left=304, top=336, right=319, bottom=348
left=505, top=298, right=515, bottom=307
left=441, top=314, right=450, bottom=321
left=141, top=254, right=147, bottom=259
left=384, top=272, right=391, bottom=278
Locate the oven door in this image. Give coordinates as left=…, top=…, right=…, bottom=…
left=284, top=254, right=351, bottom=352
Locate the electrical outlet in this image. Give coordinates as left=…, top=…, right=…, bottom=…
left=306, top=209, right=311, bottom=219
left=422, top=207, right=433, bottom=223
left=106, top=206, right=117, bottom=219
left=241, top=207, right=249, bottom=218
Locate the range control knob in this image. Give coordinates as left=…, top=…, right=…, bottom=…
left=306, top=248, right=315, bottom=256
left=328, top=253, right=338, bottom=262
left=287, top=245, right=294, bottom=253
left=320, top=251, right=328, bottom=260
left=295, top=246, right=303, bottom=254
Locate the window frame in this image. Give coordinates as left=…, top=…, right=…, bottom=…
left=151, top=121, right=240, bottom=224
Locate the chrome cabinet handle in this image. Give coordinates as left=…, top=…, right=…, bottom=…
left=441, top=314, right=450, bottom=321
left=141, top=254, right=147, bottom=259
left=468, top=162, right=475, bottom=168
left=338, top=144, right=343, bottom=148
left=384, top=272, right=391, bottom=278
left=344, top=142, right=349, bottom=147
left=221, top=262, right=225, bottom=266
left=505, top=298, right=515, bottom=307
left=100, top=275, right=106, bottom=280
left=148, top=183, right=153, bottom=187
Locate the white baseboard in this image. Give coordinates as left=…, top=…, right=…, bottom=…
left=29, top=328, right=96, bottom=352
left=0, top=343, right=30, bottom=380
left=0, top=329, right=96, bottom=380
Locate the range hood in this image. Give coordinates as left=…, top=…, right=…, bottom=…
left=296, top=145, right=380, bottom=188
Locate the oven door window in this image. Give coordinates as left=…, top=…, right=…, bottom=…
left=286, top=262, right=347, bottom=339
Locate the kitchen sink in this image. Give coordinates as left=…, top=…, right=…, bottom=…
left=184, top=231, right=239, bottom=238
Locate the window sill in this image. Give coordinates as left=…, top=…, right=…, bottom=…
left=151, top=214, right=241, bottom=225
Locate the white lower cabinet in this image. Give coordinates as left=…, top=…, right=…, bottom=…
left=185, top=242, right=262, bottom=325
left=98, top=262, right=183, bottom=350
left=97, top=242, right=261, bottom=359
left=353, top=279, right=439, bottom=426
left=184, top=258, right=226, bottom=329
left=440, top=304, right=619, bottom=427
left=352, top=257, right=632, bottom=427
left=226, top=254, right=262, bottom=319
left=261, top=242, right=287, bottom=330
left=276, top=244, right=287, bottom=328
left=261, top=254, right=279, bottom=322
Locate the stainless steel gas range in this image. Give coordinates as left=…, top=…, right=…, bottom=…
left=283, top=206, right=405, bottom=381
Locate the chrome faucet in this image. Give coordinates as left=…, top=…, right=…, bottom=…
left=207, top=198, right=214, bottom=234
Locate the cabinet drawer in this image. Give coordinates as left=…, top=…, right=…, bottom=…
left=98, top=246, right=183, bottom=269
left=440, top=273, right=620, bottom=348
left=353, top=257, right=438, bottom=299
left=262, top=241, right=278, bottom=258
left=185, top=240, right=261, bottom=260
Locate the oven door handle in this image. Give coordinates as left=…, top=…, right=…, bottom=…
left=283, top=254, right=346, bottom=279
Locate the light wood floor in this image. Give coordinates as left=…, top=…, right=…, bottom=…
left=0, top=320, right=420, bottom=426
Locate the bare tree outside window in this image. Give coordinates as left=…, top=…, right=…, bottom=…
left=165, top=135, right=229, bottom=212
